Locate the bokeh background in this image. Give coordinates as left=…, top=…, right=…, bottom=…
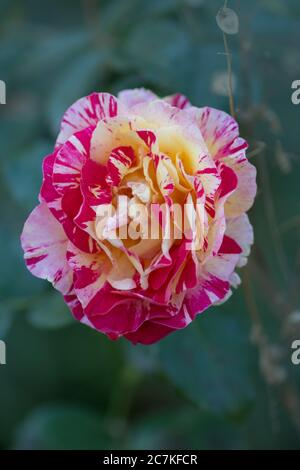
left=1, top=0, right=300, bottom=450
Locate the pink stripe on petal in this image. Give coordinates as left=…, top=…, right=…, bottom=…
left=149, top=239, right=189, bottom=291
left=125, top=321, right=174, bottom=345
left=56, top=93, right=119, bottom=147
left=61, top=188, right=82, bottom=220
left=164, top=93, right=191, bottom=110
left=197, top=106, right=240, bottom=159
left=217, top=164, right=238, bottom=199
left=203, top=275, right=230, bottom=303
left=81, top=159, right=110, bottom=200
left=218, top=235, right=242, bottom=254
left=84, top=284, right=135, bottom=317
left=184, top=286, right=212, bottom=318
left=194, top=106, right=256, bottom=217
left=39, top=152, right=59, bottom=204
left=106, top=146, right=135, bottom=186
left=86, top=299, right=150, bottom=340
left=53, top=127, right=93, bottom=196
left=64, top=291, right=84, bottom=321
left=151, top=306, right=192, bottom=330
left=136, top=130, right=156, bottom=148
left=21, top=203, right=73, bottom=295
left=223, top=154, right=257, bottom=218
left=225, top=214, right=254, bottom=268
left=39, top=151, right=97, bottom=253
left=176, top=256, right=198, bottom=293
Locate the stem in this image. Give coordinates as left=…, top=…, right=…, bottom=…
left=223, top=31, right=235, bottom=118
left=257, top=149, right=290, bottom=286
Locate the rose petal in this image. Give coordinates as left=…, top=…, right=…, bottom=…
left=118, top=88, right=157, bottom=108
left=164, top=93, right=191, bottom=110
left=56, top=92, right=120, bottom=147
left=21, top=203, right=73, bottom=295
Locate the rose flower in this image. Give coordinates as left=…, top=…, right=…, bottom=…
left=21, top=89, right=256, bottom=344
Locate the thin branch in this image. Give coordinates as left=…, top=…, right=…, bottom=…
left=222, top=31, right=235, bottom=118
left=257, top=149, right=290, bottom=286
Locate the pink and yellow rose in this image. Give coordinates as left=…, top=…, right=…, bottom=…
left=21, top=89, right=256, bottom=344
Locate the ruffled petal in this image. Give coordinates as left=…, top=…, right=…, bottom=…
left=56, top=92, right=120, bottom=147
left=64, top=290, right=84, bottom=321
left=195, top=106, right=256, bottom=218
left=21, top=203, right=73, bottom=295
left=223, top=153, right=257, bottom=218
left=225, top=213, right=254, bottom=268
left=118, top=88, right=157, bottom=108
left=163, top=93, right=191, bottom=110
left=196, top=106, right=247, bottom=159
left=40, top=134, right=98, bottom=254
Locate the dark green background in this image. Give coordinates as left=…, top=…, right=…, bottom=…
left=1, top=0, right=300, bottom=450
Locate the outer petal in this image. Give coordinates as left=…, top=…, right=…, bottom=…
left=204, top=213, right=254, bottom=291
left=40, top=139, right=98, bottom=254
left=194, top=106, right=256, bottom=218
left=53, top=127, right=92, bottom=196
left=187, top=274, right=230, bottom=311
left=225, top=213, right=254, bottom=268
left=21, top=203, right=73, bottom=295
left=56, top=92, right=120, bottom=147
left=223, top=152, right=257, bottom=218
left=126, top=284, right=211, bottom=345
left=64, top=290, right=84, bottom=321
left=84, top=299, right=149, bottom=340
left=124, top=292, right=207, bottom=345
left=74, top=158, right=112, bottom=240
left=196, top=107, right=247, bottom=159
left=66, top=243, right=108, bottom=309
left=125, top=321, right=175, bottom=345
left=163, top=93, right=191, bottom=110
left=117, top=88, right=157, bottom=108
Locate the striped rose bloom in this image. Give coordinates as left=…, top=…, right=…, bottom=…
left=21, top=89, right=256, bottom=344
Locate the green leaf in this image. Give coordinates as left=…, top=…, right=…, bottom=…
left=128, top=407, right=248, bottom=450
left=159, top=291, right=255, bottom=414
left=15, top=404, right=113, bottom=450
left=27, top=292, right=74, bottom=330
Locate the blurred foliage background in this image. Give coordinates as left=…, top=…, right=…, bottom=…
left=1, top=0, right=300, bottom=450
